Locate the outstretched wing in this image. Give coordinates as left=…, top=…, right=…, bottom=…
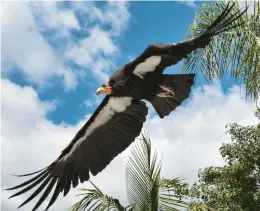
left=7, top=96, right=148, bottom=211
left=122, top=2, right=247, bottom=79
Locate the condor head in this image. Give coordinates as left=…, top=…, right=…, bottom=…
left=96, top=71, right=128, bottom=96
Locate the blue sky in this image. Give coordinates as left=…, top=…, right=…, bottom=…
left=3, top=1, right=206, bottom=125
left=2, top=1, right=258, bottom=211
left=2, top=1, right=235, bottom=126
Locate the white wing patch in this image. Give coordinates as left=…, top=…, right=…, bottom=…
left=133, top=56, right=161, bottom=79
left=61, top=97, right=133, bottom=161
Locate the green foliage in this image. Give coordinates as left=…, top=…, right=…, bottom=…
left=71, top=133, right=187, bottom=211
left=70, top=181, right=133, bottom=211
left=158, top=178, right=189, bottom=211
left=190, top=108, right=260, bottom=211
left=188, top=201, right=213, bottom=211
left=183, top=1, right=260, bottom=101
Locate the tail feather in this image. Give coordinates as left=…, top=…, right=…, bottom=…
left=150, top=74, right=195, bottom=118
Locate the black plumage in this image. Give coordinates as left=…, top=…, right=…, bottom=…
left=7, top=3, right=247, bottom=210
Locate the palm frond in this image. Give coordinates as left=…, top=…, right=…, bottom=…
left=126, top=132, right=187, bottom=211
left=126, top=132, right=161, bottom=210
left=70, top=181, right=132, bottom=211
left=182, top=0, right=260, bottom=102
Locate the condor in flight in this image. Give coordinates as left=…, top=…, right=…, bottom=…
left=7, top=3, right=246, bottom=211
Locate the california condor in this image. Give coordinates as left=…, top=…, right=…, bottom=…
left=7, top=3, right=247, bottom=210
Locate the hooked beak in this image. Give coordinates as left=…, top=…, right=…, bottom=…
left=96, top=83, right=112, bottom=95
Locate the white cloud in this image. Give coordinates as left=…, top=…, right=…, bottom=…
left=177, top=1, right=196, bottom=8
left=2, top=79, right=259, bottom=210
left=66, top=27, right=117, bottom=82
left=1, top=1, right=130, bottom=90
left=65, top=1, right=130, bottom=83
left=95, top=1, right=131, bottom=37
left=1, top=1, right=78, bottom=90
left=31, top=1, right=79, bottom=30
left=66, top=25, right=118, bottom=65
left=73, top=1, right=130, bottom=37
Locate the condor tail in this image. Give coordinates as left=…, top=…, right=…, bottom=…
left=150, top=74, right=195, bottom=118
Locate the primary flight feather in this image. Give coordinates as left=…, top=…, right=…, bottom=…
left=7, top=3, right=247, bottom=210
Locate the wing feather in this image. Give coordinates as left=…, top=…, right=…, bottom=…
left=6, top=170, right=48, bottom=191
left=7, top=96, right=148, bottom=210
left=31, top=178, right=57, bottom=211
left=18, top=175, right=52, bottom=208
left=9, top=171, right=49, bottom=198
left=122, top=3, right=246, bottom=78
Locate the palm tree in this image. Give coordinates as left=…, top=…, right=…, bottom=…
left=70, top=133, right=188, bottom=211
left=182, top=1, right=259, bottom=101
